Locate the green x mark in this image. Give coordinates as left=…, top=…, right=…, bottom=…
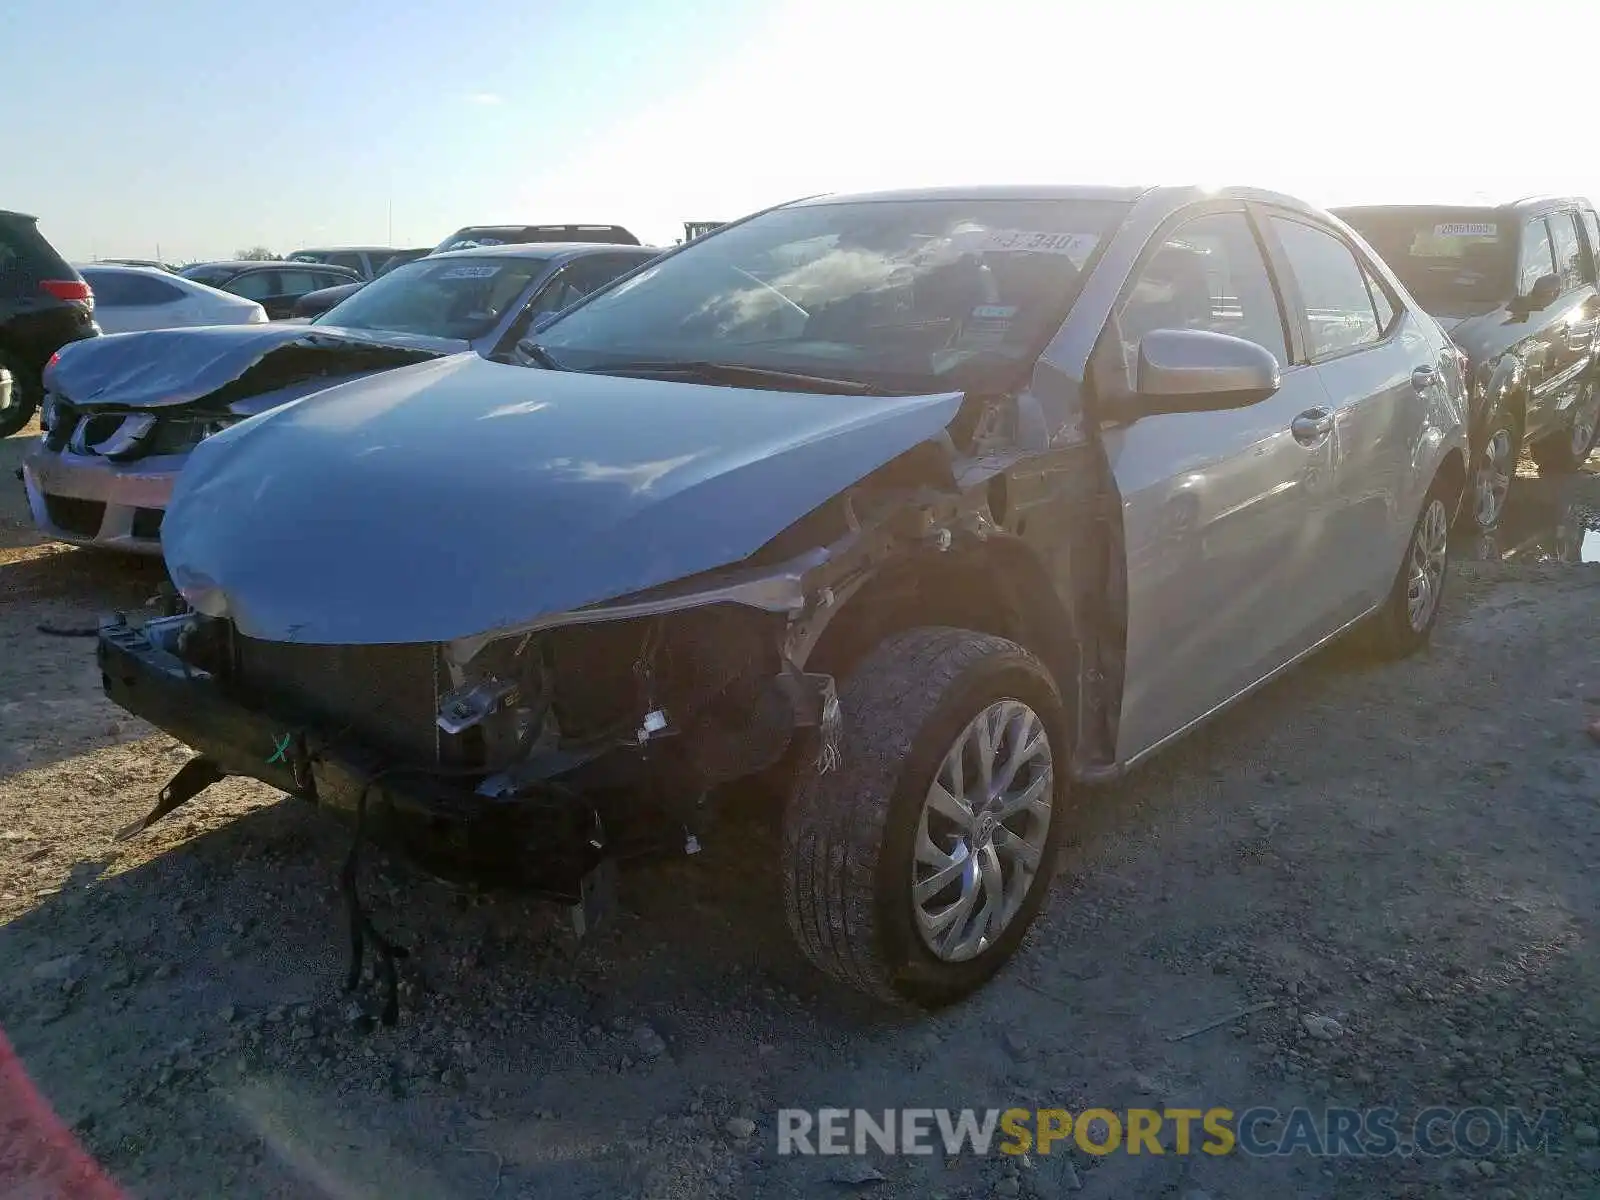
left=267, top=733, right=291, bottom=765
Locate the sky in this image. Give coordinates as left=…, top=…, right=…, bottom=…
left=4, top=0, right=1598, bottom=264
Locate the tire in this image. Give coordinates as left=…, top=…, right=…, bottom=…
left=0, top=351, right=41, bottom=439
left=782, top=627, right=1070, bottom=1007
left=1530, top=378, right=1600, bottom=476
left=1460, top=405, right=1520, bottom=533
left=1366, top=477, right=1452, bottom=660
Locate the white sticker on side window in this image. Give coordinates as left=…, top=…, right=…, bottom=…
left=954, top=229, right=1099, bottom=265
left=1434, top=222, right=1498, bottom=237
left=437, top=265, right=501, bottom=280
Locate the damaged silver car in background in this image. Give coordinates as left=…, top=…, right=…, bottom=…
left=97, top=186, right=1468, bottom=1019
left=22, top=241, right=658, bottom=552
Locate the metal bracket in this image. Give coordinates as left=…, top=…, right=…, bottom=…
left=568, top=857, right=618, bottom=940
left=114, top=757, right=225, bottom=842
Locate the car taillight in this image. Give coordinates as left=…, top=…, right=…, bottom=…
left=40, top=279, right=92, bottom=303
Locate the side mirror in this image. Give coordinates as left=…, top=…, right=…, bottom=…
left=1130, top=328, right=1281, bottom=417
left=1513, top=272, right=1561, bottom=315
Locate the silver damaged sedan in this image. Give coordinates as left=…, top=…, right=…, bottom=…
left=98, top=185, right=1469, bottom=1012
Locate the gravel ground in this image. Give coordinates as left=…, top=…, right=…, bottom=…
left=3, top=419, right=1600, bottom=1200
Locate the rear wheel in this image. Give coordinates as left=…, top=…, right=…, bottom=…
left=1530, top=379, right=1600, bottom=475
left=0, top=351, right=40, bottom=439
left=1366, top=477, right=1451, bottom=660
left=782, top=627, right=1069, bottom=1007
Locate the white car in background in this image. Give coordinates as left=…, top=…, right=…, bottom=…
left=75, top=264, right=267, bottom=334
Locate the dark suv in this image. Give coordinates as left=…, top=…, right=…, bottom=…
left=0, top=210, right=99, bottom=437
left=1335, top=198, right=1600, bottom=530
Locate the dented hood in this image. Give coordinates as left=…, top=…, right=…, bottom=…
left=164, top=353, right=964, bottom=644
left=44, top=323, right=468, bottom=410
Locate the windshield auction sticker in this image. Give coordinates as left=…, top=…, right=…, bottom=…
left=1434, top=223, right=1498, bottom=238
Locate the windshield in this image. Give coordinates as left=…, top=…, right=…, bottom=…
left=1336, top=207, right=1513, bottom=309
left=178, top=264, right=237, bottom=287
left=532, top=197, right=1129, bottom=393
left=313, top=254, right=546, bottom=339
left=286, top=252, right=326, bottom=264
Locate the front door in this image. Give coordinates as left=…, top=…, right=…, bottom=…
left=1101, top=205, right=1339, bottom=764
left=1537, top=210, right=1600, bottom=446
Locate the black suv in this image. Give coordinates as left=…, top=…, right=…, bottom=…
left=0, top=210, right=99, bottom=437
left=1335, top=198, right=1600, bottom=531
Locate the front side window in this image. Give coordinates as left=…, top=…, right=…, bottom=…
left=534, top=197, right=1130, bottom=393
left=1359, top=258, right=1398, bottom=334
left=227, top=270, right=278, bottom=301
left=1119, top=210, right=1288, bottom=368
left=1581, top=210, right=1600, bottom=282
left=1549, top=213, right=1585, bottom=292
left=179, top=264, right=238, bottom=288
left=1269, top=216, right=1382, bottom=358
left=1519, top=219, right=1556, bottom=295
left=316, top=255, right=548, bottom=339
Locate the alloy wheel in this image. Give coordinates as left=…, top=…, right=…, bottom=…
left=1473, top=428, right=1513, bottom=529
left=911, top=699, right=1053, bottom=963
left=1570, top=382, right=1600, bottom=461
left=1406, top=497, right=1449, bottom=632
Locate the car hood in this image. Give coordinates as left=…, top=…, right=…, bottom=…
left=44, top=323, right=468, bottom=411
left=163, top=354, right=965, bottom=644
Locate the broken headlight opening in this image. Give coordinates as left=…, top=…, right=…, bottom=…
left=102, top=601, right=840, bottom=1026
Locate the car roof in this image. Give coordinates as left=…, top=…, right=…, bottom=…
left=789, top=185, right=1151, bottom=207
left=0, top=209, right=39, bottom=222
left=289, top=246, right=398, bottom=255
left=425, top=242, right=660, bottom=263
left=1334, top=196, right=1595, bottom=216
left=187, top=260, right=357, bottom=271
left=75, top=263, right=178, bottom=277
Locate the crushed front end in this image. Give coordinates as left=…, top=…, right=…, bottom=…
left=99, top=600, right=836, bottom=900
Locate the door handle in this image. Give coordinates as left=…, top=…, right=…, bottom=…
left=1291, top=408, right=1334, bottom=442
left=1411, top=364, right=1438, bottom=392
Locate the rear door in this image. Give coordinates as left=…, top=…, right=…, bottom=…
left=80, top=269, right=190, bottom=332
left=1101, top=202, right=1340, bottom=763
left=1259, top=209, right=1444, bottom=615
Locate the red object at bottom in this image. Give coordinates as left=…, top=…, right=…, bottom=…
left=0, top=1026, right=125, bottom=1199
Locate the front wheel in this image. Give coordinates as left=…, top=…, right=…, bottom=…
left=782, top=627, right=1069, bottom=1007
left=0, top=352, right=41, bottom=439
left=1366, top=479, right=1452, bottom=660
left=1530, top=379, right=1600, bottom=476
left=1462, top=410, right=1519, bottom=532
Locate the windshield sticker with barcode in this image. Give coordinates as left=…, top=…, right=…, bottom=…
left=1434, top=223, right=1498, bottom=237
left=437, top=265, right=501, bottom=280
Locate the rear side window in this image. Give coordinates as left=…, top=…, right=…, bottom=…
left=1269, top=216, right=1383, bottom=359
left=0, top=215, right=76, bottom=292
left=1519, top=220, right=1556, bottom=294
left=81, top=270, right=184, bottom=306
left=325, top=253, right=365, bottom=273
left=1550, top=213, right=1586, bottom=292
left=1119, top=211, right=1289, bottom=368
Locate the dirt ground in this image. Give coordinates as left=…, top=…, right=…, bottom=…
left=3, top=417, right=1600, bottom=1200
